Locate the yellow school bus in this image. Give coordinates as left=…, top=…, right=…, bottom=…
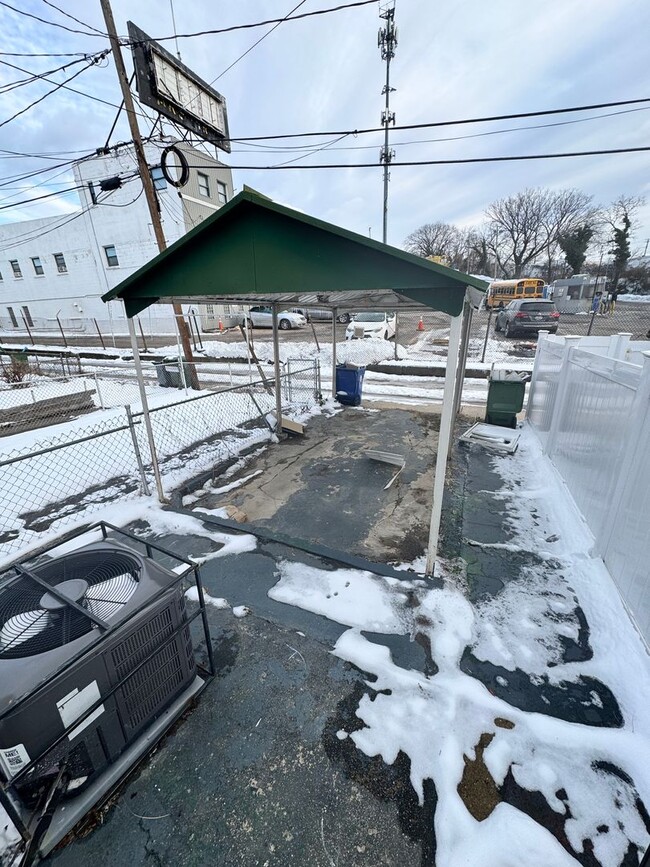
left=486, top=278, right=546, bottom=309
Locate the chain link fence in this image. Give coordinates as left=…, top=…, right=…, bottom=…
left=0, top=361, right=320, bottom=564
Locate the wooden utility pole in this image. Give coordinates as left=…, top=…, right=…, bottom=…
left=99, top=0, right=195, bottom=366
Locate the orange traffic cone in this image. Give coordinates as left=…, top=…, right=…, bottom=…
left=218, top=318, right=224, bottom=332
left=417, top=316, right=424, bottom=331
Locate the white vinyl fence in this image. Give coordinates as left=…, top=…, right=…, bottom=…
left=528, top=332, right=650, bottom=646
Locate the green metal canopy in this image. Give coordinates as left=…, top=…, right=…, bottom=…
left=102, top=188, right=487, bottom=318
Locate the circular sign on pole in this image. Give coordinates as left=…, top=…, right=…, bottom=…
left=160, top=144, right=190, bottom=188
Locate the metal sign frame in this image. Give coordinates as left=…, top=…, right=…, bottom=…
left=127, top=20, right=231, bottom=152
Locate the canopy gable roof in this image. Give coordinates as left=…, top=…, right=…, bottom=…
left=102, top=189, right=488, bottom=318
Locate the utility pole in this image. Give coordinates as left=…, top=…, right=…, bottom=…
left=378, top=2, right=397, bottom=244
left=99, top=0, right=195, bottom=368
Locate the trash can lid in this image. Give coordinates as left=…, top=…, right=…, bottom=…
left=490, top=369, right=527, bottom=382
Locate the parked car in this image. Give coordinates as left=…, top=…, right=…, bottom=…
left=345, top=311, right=396, bottom=340
left=244, top=306, right=307, bottom=330
left=494, top=300, right=560, bottom=337
left=291, top=308, right=351, bottom=323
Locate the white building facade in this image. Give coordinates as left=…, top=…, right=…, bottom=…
left=0, top=141, right=233, bottom=337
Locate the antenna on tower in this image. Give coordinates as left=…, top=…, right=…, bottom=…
left=378, top=1, right=397, bottom=244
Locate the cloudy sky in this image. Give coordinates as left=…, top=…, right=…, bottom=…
left=2, top=0, right=650, bottom=254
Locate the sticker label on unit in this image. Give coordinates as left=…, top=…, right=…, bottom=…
left=0, top=743, right=30, bottom=779
left=56, top=681, right=105, bottom=741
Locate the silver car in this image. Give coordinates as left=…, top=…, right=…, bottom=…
left=245, top=306, right=307, bottom=330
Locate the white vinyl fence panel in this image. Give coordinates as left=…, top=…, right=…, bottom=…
left=528, top=334, right=650, bottom=646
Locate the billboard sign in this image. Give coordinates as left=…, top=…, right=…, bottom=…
left=128, top=21, right=231, bottom=152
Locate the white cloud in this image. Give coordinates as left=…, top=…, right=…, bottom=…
left=0, top=0, right=648, bottom=248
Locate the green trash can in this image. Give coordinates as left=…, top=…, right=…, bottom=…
left=485, top=370, right=527, bottom=428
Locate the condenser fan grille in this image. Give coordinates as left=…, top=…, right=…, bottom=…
left=0, top=550, right=140, bottom=659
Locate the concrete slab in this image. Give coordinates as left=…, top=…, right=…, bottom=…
left=186, top=407, right=443, bottom=564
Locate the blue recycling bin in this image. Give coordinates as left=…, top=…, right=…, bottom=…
left=335, top=365, right=365, bottom=406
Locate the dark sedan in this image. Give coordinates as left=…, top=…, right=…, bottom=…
left=495, top=300, right=560, bottom=337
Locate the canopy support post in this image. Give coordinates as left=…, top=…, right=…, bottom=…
left=127, top=316, right=167, bottom=503
left=272, top=303, right=283, bottom=436
left=453, top=300, right=473, bottom=417
left=331, top=308, right=338, bottom=400
left=425, top=310, right=463, bottom=576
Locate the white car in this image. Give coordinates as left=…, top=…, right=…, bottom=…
left=244, top=306, right=307, bottom=330
left=345, top=311, right=396, bottom=340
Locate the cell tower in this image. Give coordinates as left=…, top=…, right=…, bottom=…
left=378, top=1, right=397, bottom=244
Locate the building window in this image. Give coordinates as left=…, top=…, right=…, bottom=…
left=0, top=270, right=3, bottom=281
left=54, top=252, right=67, bottom=273
left=31, top=256, right=44, bottom=276
left=7, top=307, right=18, bottom=328
left=217, top=181, right=227, bottom=205
left=197, top=172, right=210, bottom=197
left=151, top=165, right=167, bottom=191
left=206, top=304, right=214, bottom=314
left=21, top=306, right=33, bottom=327
left=10, top=260, right=22, bottom=278
left=103, top=245, right=119, bottom=267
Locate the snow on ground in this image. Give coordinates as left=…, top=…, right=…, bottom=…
left=266, top=424, right=650, bottom=866
left=617, top=294, right=650, bottom=303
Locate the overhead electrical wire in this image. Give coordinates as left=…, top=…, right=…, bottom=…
left=0, top=56, right=92, bottom=95
left=0, top=51, right=110, bottom=130
left=180, top=145, right=650, bottom=171
left=0, top=50, right=95, bottom=58
left=210, top=0, right=309, bottom=85
left=0, top=0, right=107, bottom=38
left=0, top=183, right=88, bottom=211
left=229, top=105, right=650, bottom=154
left=0, top=56, right=127, bottom=115
left=225, top=97, right=650, bottom=144
left=39, top=0, right=108, bottom=36
left=128, top=0, right=377, bottom=44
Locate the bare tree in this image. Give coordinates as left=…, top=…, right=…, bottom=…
left=484, top=187, right=598, bottom=278
left=606, top=195, right=645, bottom=296
left=403, top=222, right=461, bottom=262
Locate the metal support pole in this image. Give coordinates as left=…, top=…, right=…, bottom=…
left=425, top=311, right=463, bottom=576
left=125, top=404, right=151, bottom=496
left=94, top=372, right=105, bottom=409
left=453, top=301, right=473, bottom=418
left=127, top=317, right=167, bottom=502
left=21, top=313, right=34, bottom=345
left=137, top=318, right=149, bottom=354
left=480, top=307, right=493, bottom=363
left=272, top=304, right=283, bottom=436
left=56, top=314, right=68, bottom=348
left=379, top=3, right=397, bottom=244
left=331, top=307, right=338, bottom=400
left=93, top=317, right=106, bottom=350
left=394, top=312, right=399, bottom=360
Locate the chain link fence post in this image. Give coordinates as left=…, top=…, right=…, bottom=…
left=125, top=404, right=150, bottom=496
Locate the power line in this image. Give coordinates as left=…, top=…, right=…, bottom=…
left=0, top=0, right=107, bottom=38
left=0, top=56, right=127, bottom=115
left=0, top=50, right=96, bottom=58
left=0, top=52, right=110, bottom=130
left=128, top=0, right=377, bottom=44
left=39, top=0, right=108, bottom=36
left=226, top=97, right=650, bottom=143
left=0, top=184, right=86, bottom=211
left=181, top=145, right=650, bottom=170
left=211, top=0, right=309, bottom=84
left=0, top=56, right=92, bottom=95
left=229, top=105, right=650, bottom=154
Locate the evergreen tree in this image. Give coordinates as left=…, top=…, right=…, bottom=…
left=558, top=225, right=593, bottom=273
